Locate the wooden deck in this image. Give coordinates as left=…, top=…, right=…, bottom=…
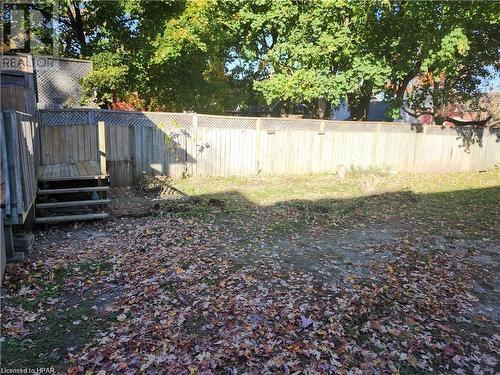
left=36, top=160, right=110, bottom=224
left=38, top=161, right=106, bottom=181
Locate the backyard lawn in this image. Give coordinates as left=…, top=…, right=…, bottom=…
left=1, top=169, right=499, bottom=374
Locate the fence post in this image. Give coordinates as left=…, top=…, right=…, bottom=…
left=98, top=121, right=107, bottom=175
left=192, top=113, right=198, bottom=128
left=190, top=113, right=198, bottom=176
left=255, top=118, right=261, bottom=175
left=88, top=109, right=95, bottom=126
left=318, top=121, right=325, bottom=173
left=373, top=122, right=382, bottom=166
left=130, top=124, right=137, bottom=183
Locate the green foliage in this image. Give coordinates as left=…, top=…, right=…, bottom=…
left=242, top=0, right=393, bottom=118
left=241, top=0, right=499, bottom=119
left=80, top=52, right=129, bottom=106
left=32, top=0, right=499, bottom=118
left=376, top=1, right=500, bottom=120
left=144, top=1, right=241, bottom=112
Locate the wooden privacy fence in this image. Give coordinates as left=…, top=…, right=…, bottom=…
left=1, top=110, right=38, bottom=225
left=38, top=109, right=500, bottom=186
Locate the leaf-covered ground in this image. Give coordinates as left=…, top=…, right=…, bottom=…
left=1, top=169, right=499, bottom=374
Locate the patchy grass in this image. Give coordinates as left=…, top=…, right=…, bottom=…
left=172, top=169, right=499, bottom=206
left=169, top=168, right=499, bottom=237
left=2, top=303, right=102, bottom=369
left=1, top=257, right=115, bottom=370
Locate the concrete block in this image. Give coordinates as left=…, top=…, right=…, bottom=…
left=13, top=233, right=35, bottom=255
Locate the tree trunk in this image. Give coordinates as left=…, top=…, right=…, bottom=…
left=348, top=93, right=371, bottom=121
left=65, top=1, right=88, bottom=56
left=348, top=82, right=373, bottom=121
left=393, top=61, right=422, bottom=119
left=317, top=97, right=328, bottom=119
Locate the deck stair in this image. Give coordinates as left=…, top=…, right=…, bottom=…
left=35, top=161, right=111, bottom=224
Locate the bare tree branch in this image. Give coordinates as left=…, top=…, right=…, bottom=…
left=445, top=115, right=492, bottom=127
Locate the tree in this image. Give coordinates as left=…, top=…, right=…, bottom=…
left=8, top=0, right=499, bottom=118
left=78, top=0, right=242, bottom=112
left=376, top=1, right=500, bottom=123
left=238, top=0, right=499, bottom=120
left=22, top=0, right=242, bottom=112
left=134, top=0, right=239, bottom=112
left=237, top=0, right=391, bottom=119
left=80, top=52, right=129, bottom=107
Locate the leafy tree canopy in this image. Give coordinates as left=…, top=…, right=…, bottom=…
left=239, top=0, right=499, bottom=120
left=6, top=0, right=499, bottom=119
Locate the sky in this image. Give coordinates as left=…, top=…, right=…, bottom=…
left=479, top=67, right=500, bottom=93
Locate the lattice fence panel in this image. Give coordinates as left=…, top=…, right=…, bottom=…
left=96, top=111, right=193, bottom=130
left=34, top=57, right=92, bottom=109
left=40, top=109, right=195, bottom=129
left=40, top=110, right=90, bottom=126
left=198, top=115, right=256, bottom=129
left=261, top=118, right=321, bottom=131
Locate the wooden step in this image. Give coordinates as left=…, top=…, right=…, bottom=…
left=38, top=174, right=108, bottom=182
left=35, top=212, right=109, bottom=224
left=38, top=186, right=109, bottom=195
left=37, top=199, right=111, bottom=209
